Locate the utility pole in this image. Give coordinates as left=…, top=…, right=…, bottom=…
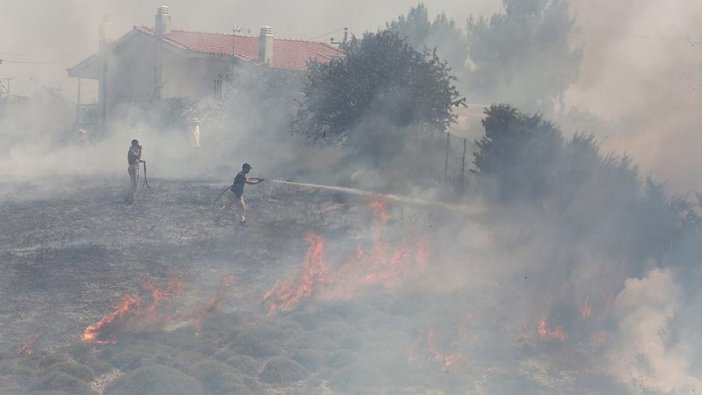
left=75, top=78, right=81, bottom=127
left=0, top=77, right=13, bottom=97
left=330, top=27, right=349, bottom=48
left=100, top=15, right=113, bottom=134
left=444, top=132, right=450, bottom=186
left=460, top=137, right=467, bottom=193
left=688, top=36, right=702, bottom=99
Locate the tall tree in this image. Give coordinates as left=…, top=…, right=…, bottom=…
left=387, top=4, right=469, bottom=89
left=293, top=31, right=465, bottom=146
left=474, top=104, right=562, bottom=201
left=466, top=0, right=582, bottom=113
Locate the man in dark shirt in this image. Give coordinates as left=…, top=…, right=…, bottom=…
left=127, top=139, right=143, bottom=203
left=223, top=163, right=263, bottom=225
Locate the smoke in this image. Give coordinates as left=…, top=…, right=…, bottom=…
left=2, top=0, right=700, bottom=190
left=605, top=268, right=699, bottom=393
left=2, top=1, right=702, bottom=394
left=0, top=0, right=499, bottom=98
left=566, top=0, right=702, bottom=193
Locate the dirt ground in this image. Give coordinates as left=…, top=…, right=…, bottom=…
left=0, top=176, right=631, bottom=394
left=0, top=176, right=360, bottom=351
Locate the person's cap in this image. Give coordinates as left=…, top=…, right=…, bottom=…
left=242, top=162, right=252, bottom=170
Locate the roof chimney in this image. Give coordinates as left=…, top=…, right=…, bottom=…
left=99, top=14, right=113, bottom=51
left=155, top=5, right=171, bottom=37
left=258, top=26, right=273, bottom=65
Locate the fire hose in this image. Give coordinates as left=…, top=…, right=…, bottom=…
left=211, top=186, right=233, bottom=221
left=141, top=160, right=153, bottom=191
left=210, top=178, right=263, bottom=221
left=211, top=177, right=478, bottom=221
left=267, top=179, right=477, bottom=213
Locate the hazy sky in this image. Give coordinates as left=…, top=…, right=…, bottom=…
left=1, top=0, right=701, bottom=191
left=0, top=0, right=499, bottom=98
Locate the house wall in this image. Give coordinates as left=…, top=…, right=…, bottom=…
left=161, top=51, right=233, bottom=100
left=108, top=35, right=157, bottom=105
left=107, top=35, right=235, bottom=106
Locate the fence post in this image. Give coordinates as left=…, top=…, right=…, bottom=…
left=444, top=132, right=450, bottom=185
left=460, top=137, right=467, bottom=193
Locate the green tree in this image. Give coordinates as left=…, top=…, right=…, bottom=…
left=466, top=0, right=582, bottom=113
left=473, top=104, right=562, bottom=201
left=293, top=31, right=465, bottom=146
left=473, top=104, right=699, bottom=266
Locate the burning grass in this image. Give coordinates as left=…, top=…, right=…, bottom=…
left=0, top=178, right=648, bottom=394
left=264, top=199, right=428, bottom=313
left=103, top=365, right=203, bottom=395
left=0, top=283, right=631, bottom=394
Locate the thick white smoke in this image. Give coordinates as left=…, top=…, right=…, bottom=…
left=607, top=268, right=700, bottom=393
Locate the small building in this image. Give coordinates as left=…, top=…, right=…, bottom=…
left=67, top=6, right=344, bottom=131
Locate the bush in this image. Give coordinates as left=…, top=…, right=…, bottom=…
left=189, top=360, right=248, bottom=395
left=291, top=348, right=325, bottom=371
left=225, top=354, right=260, bottom=377
left=44, top=361, right=94, bottom=382
left=28, top=372, right=96, bottom=395
left=324, top=350, right=357, bottom=369
left=104, top=365, right=203, bottom=395
left=328, top=363, right=386, bottom=392
left=258, top=356, right=308, bottom=385
left=104, top=349, right=154, bottom=371
left=228, top=331, right=285, bottom=358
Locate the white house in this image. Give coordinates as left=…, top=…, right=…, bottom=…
left=67, top=6, right=344, bottom=131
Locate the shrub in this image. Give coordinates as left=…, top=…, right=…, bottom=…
left=259, top=356, right=308, bottom=385
left=44, top=361, right=94, bottom=382
left=189, top=360, right=248, bottom=395
left=104, top=365, right=203, bottom=395
left=225, top=354, right=260, bottom=376
left=28, top=372, right=95, bottom=395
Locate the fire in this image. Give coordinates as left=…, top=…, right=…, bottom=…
left=369, top=198, right=390, bottom=240
left=427, top=329, right=466, bottom=369
left=537, top=319, right=566, bottom=342
left=442, top=353, right=466, bottom=367
left=580, top=297, right=592, bottom=319
left=16, top=333, right=40, bottom=356
left=264, top=233, right=328, bottom=313
left=265, top=199, right=429, bottom=312
left=191, top=274, right=235, bottom=330
left=81, top=295, right=142, bottom=344
left=81, top=277, right=188, bottom=344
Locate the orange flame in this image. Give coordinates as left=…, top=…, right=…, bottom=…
left=581, top=297, right=592, bottom=320
left=537, top=319, right=566, bottom=342
left=265, top=200, right=430, bottom=312
left=369, top=198, right=390, bottom=240
left=264, top=233, right=328, bottom=313
left=82, top=276, right=237, bottom=344
left=191, top=275, right=235, bottom=330
left=81, top=277, right=187, bottom=344
left=16, top=333, right=40, bottom=356
left=427, top=329, right=466, bottom=369
left=81, top=295, right=142, bottom=344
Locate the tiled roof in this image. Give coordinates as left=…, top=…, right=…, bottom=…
left=136, top=26, right=343, bottom=70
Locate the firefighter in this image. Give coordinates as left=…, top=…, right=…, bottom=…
left=221, top=162, right=264, bottom=225
left=127, top=139, right=143, bottom=203
left=191, top=117, right=201, bottom=148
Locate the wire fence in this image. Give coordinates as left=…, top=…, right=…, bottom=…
left=408, top=127, right=475, bottom=195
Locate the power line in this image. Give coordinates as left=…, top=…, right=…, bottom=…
left=0, top=59, right=73, bottom=64
left=308, top=27, right=351, bottom=41
left=0, top=51, right=88, bottom=58
left=570, top=30, right=702, bottom=44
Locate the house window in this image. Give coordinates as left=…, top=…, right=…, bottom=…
left=213, top=79, right=222, bottom=99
